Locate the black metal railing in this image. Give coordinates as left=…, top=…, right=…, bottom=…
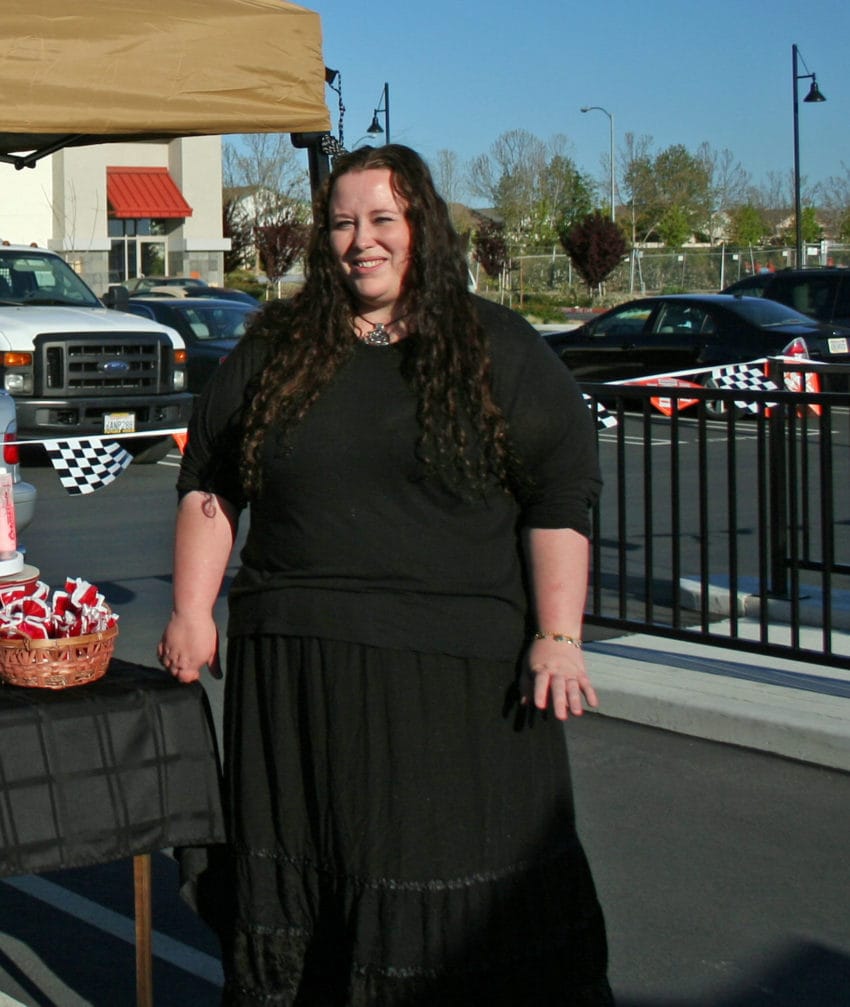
left=583, top=361, right=850, bottom=670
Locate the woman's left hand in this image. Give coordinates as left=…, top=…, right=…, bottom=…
left=522, top=636, right=599, bottom=720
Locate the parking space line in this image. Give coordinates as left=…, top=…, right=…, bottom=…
left=599, top=434, right=671, bottom=446
left=0, top=932, right=86, bottom=1007
left=1, top=876, right=223, bottom=987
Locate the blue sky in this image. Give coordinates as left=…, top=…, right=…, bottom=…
left=315, top=0, right=849, bottom=203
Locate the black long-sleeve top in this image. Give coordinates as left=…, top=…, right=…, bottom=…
left=177, top=296, right=601, bottom=661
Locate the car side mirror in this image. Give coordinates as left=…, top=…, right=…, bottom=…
left=103, top=285, right=130, bottom=311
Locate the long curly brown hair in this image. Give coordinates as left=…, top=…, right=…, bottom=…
left=240, top=144, right=510, bottom=498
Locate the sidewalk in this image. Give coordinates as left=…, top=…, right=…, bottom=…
left=585, top=621, right=850, bottom=772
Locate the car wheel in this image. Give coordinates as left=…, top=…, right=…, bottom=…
left=702, top=376, right=748, bottom=420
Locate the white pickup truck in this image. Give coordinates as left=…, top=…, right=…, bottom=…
left=0, top=244, right=192, bottom=461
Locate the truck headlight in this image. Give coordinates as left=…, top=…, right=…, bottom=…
left=2, top=352, right=34, bottom=395
left=4, top=373, right=32, bottom=394
left=173, top=349, right=187, bottom=391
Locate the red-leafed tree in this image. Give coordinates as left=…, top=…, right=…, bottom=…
left=559, top=211, right=628, bottom=294
left=472, top=218, right=508, bottom=278
left=255, top=218, right=310, bottom=282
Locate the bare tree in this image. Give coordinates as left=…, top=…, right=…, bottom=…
left=467, top=129, right=547, bottom=237
left=222, top=134, right=310, bottom=273
left=697, top=143, right=751, bottom=244
left=432, top=149, right=462, bottom=206
left=750, top=171, right=791, bottom=240
left=819, top=163, right=850, bottom=238
left=618, top=132, right=655, bottom=246
left=223, top=134, right=309, bottom=208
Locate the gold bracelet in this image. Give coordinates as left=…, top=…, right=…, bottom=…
left=533, top=632, right=582, bottom=648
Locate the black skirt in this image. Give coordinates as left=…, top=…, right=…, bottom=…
left=220, top=635, right=614, bottom=1007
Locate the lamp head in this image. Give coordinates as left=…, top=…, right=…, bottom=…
left=580, top=106, right=590, bottom=113
left=804, top=78, right=826, bottom=103
left=366, top=114, right=384, bottom=135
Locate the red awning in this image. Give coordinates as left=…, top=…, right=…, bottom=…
left=107, top=166, right=193, bottom=219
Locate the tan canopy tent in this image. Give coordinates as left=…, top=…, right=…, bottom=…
left=0, top=0, right=331, bottom=180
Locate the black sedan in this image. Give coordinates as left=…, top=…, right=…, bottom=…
left=543, top=294, right=850, bottom=388
left=126, top=296, right=259, bottom=395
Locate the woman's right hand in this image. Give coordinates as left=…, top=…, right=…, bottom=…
left=157, top=610, right=221, bottom=683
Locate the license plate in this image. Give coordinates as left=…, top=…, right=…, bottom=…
left=828, top=337, right=848, bottom=354
left=103, top=411, right=136, bottom=434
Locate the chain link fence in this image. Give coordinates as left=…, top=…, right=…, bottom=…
left=486, top=243, right=850, bottom=306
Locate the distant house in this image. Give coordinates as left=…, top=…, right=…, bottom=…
left=0, top=136, right=229, bottom=294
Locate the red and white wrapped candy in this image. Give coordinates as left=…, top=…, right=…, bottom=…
left=0, top=578, right=118, bottom=640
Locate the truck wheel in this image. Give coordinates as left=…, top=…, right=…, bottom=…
left=128, top=437, right=173, bottom=464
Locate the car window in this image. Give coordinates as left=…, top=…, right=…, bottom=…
left=727, top=297, right=812, bottom=327
left=833, top=277, right=850, bottom=321
left=770, top=277, right=836, bottom=321
left=180, top=308, right=211, bottom=339
left=177, top=305, right=253, bottom=339
left=654, top=303, right=712, bottom=335
left=724, top=274, right=773, bottom=296
left=593, top=305, right=652, bottom=337
left=0, top=252, right=101, bottom=306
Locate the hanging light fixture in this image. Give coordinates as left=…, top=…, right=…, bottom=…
left=792, top=44, right=827, bottom=267
left=365, top=82, right=390, bottom=143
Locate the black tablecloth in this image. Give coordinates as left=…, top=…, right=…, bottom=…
left=0, top=659, right=226, bottom=879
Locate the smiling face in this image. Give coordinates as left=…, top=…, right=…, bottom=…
left=328, top=167, right=412, bottom=319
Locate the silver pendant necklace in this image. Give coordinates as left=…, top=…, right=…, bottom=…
left=356, top=313, right=407, bottom=346
left=361, top=321, right=392, bottom=346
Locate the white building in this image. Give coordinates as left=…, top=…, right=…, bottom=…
left=0, top=136, right=229, bottom=295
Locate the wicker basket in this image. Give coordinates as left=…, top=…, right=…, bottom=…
left=0, top=623, right=118, bottom=689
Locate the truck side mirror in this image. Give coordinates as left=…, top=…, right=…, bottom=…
left=103, top=285, right=130, bottom=311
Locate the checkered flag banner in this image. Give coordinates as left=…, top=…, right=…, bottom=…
left=583, top=394, right=618, bottom=430
left=44, top=438, right=133, bottom=495
left=708, top=364, right=779, bottom=413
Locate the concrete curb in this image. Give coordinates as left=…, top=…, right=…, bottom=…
left=585, top=627, right=850, bottom=772
left=679, top=575, right=850, bottom=631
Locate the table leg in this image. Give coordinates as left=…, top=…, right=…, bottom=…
left=133, top=853, right=153, bottom=1007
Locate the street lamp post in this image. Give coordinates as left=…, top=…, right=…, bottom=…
left=580, top=105, right=615, bottom=222
left=366, top=82, right=390, bottom=144
left=792, top=44, right=826, bottom=267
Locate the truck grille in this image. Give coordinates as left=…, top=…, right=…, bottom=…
left=35, top=332, right=171, bottom=396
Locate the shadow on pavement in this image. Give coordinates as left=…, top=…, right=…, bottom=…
left=616, top=939, right=850, bottom=1006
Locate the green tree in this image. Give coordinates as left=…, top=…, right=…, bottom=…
left=619, top=141, right=712, bottom=243
left=657, top=205, right=692, bottom=248
left=467, top=131, right=593, bottom=248
left=223, top=196, right=254, bottom=273
left=560, top=211, right=629, bottom=295
left=542, top=154, right=595, bottom=241
left=729, top=204, right=767, bottom=247
left=799, top=206, right=823, bottom=243
left=651, top=145, right=711, bottom=236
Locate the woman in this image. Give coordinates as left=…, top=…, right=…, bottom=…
left=159, top=144, right=613, bottom=1006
